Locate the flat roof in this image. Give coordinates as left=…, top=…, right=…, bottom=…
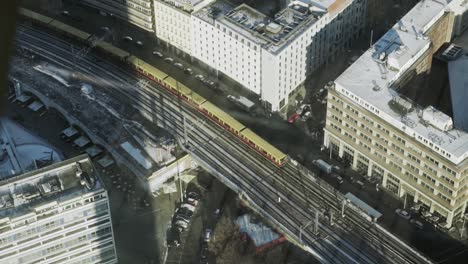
left=334, top=0, right=468, bottom=165
left=62, top=126, right=79, bottom=138
left=194, top=0, right=330, bottom=54
left=0, top=155, right=103, bottom=219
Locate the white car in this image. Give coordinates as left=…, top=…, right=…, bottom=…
left=164, top=57, right=174, bottom=63
left=181, top=203, right=196, bottom=212
left=395, top=208, right=411, bottom=220
left=136, top=41, right=144, bottom=46
left=173, top=62, right=184, bottom=69
left=184, top=68, right=193, bottom=75
left=152, top=51, right=163, bottom=57
left=122, top=36, right=133, bottom=41
left=175, top=220, right=188, bottom=230
left=203, top=229, right=212, bottom=242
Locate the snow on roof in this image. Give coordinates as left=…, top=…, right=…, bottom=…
left=334, top=0, right=468, bottom=164
left=121, top=141, right=153, bottom=170
left=235, top=214, right=280, bottom=247
left=0, top=155, right=102, bottom=219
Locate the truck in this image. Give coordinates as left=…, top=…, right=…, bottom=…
left=227, top=95, right=255, bottom=112
left=312, top=159, right=333, bottom=174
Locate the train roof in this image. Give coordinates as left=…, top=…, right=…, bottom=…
left=95, top=41, right=130, bottom=59
left=49, top=20, right=91, bottom=41
left=178, top=83, right=207, bottom=105
left=201, top=101, right=245, bottom=132
left=19, top=8, right=54, bottom=24
left=240, top=128, right=286, bottom=160
left=127, top=55, right=168, bottom=80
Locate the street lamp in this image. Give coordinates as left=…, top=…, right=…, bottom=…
left=460, top=214, right=468, bottom=239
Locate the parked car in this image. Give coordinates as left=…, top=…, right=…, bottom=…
left=195, top=74, right=204, bottom=81
left=174, top=62, right=184, bottom=69
left=187, top=197, right=199, bottom=206
left=181, top=203, right=196, bottom=212
left=200, top=245, right=209, bottom=264
left=175, top=220, right=188, bottom=229
left=214, top=208, right=222, bottom=219
left=330, top=172, right=343, bottom=184
left=152, top=51, right=163, bottom=57
left=429, top=215, right=440, bottom=223
left=395, top=208, right=411, bottom=220
left=175, top=215, right=190, bottom=224
left=100, top=26, right=110, bottom=32
left=61, top=10, right=70, bottom=17
left=184, top=67, right=193, bottom=75
left=122, top=36, right=133, bottom=41
left=136, top=41, right=144, bottom=46
left=203, top=229, right=212, bottom=242
left=177, top=207, right=194, bottom=217
left=288, top=113, right=301, bottom=123
left=409, top=219, right=424, bottom=230
left=187, top=191, right=200, bottom=200
left=164, top=57, right=174, bottom=63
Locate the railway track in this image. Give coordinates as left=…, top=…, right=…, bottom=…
left=13, top=25, right=433, bottom=264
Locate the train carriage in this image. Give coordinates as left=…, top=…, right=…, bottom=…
left=200, top=101, right=245, bottom=135
left=19, top=8, right=54, bottom=25
left=48, top=20, right=91, bottom=42
left=240, top=128, right=287, bottom=166
left=95, top=41, right=130, bottom=61
left=126, top=55, right=168, bottom=83
left=177, top=83, right=206, bottom=106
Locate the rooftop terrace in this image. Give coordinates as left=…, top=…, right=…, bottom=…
left=0, top=155, right=103, bottom=219
left=334, top=0, right=468, bottom=165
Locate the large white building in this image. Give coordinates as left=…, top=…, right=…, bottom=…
left=0, top=155, right=117, bottom=263
left=324, top=0, right=468, bottom=227
left=191, top=0, right=367, bottom=111
left=154, top=0, right=213, bottom=54
left=81, top=0, right=155, bottom=32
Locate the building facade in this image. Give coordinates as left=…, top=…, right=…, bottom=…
left=153, top=0, right=213, bottom=54
left=81, top=0, right=155, bottom=32
left=0, top=155, right=117, bottom=264
left=192, top=0, right=367, bottom=111
left=324, top=0, right=468, bottom=228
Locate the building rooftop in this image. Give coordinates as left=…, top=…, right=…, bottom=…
left=0, top=155, right=103, bottom=220
left=157, top=0, right=208, bottom=12
left=195, top=0, right=340, bottom=53
left=334, top=0, right=468, bottom=165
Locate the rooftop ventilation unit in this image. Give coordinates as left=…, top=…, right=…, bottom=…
left=266, top=22, right=282, bottom=34
left=441, top=44, right=463, bottom=60
left=392, top=96, right=413, bottom=110
left=422, top=106, right=453, bottom=131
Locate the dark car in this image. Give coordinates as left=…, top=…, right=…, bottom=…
left=177, top=207, right=194, bottom=218
left=200, top=245, right=209, bottom=264
left=187, top=191, right=200, bottom=200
